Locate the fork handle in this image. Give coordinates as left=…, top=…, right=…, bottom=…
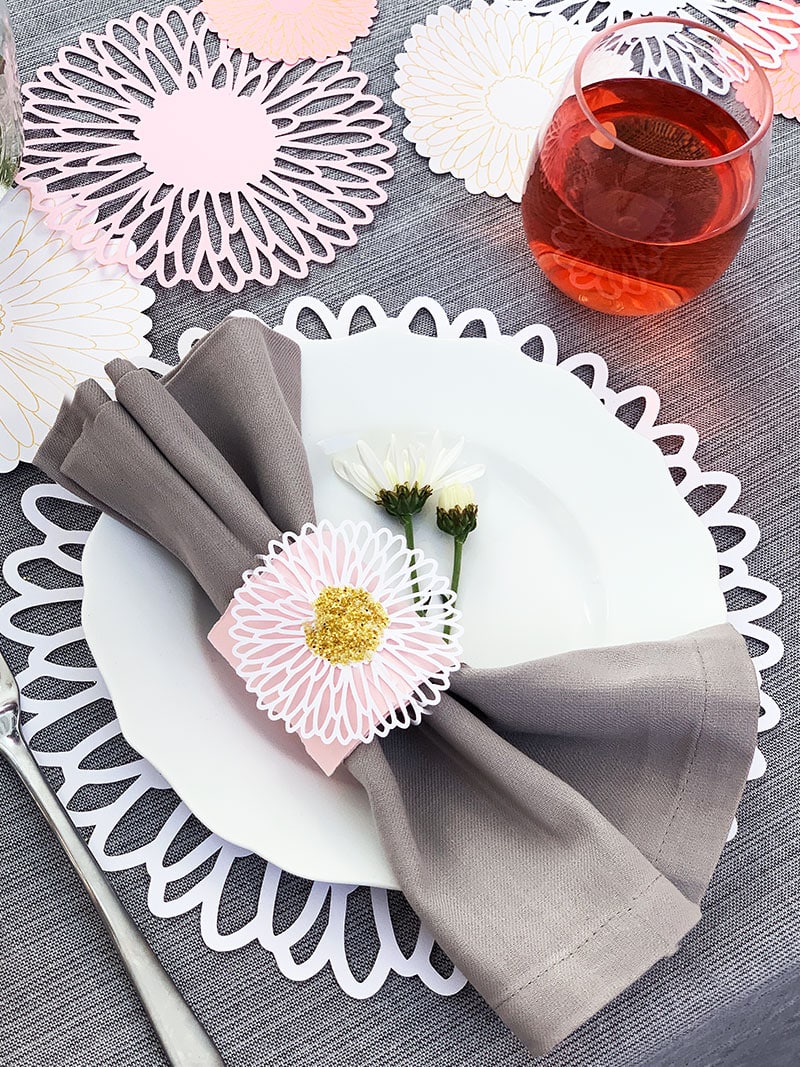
left=1, top=730, right=225, bottom=1066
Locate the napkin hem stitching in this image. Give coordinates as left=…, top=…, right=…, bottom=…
left=493, top=641, right=712, bottom=1008
left=492, top=639, right=712, bottom=1010
left=650, top=635, right=709, bottom=867
left=492, top=872, right=683, bottom=1010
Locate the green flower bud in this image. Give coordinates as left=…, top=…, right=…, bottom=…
left=436, top=482, right=478, bottom=543
left=377, top=482, right=433, bottom=518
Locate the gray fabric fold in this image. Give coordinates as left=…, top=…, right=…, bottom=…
left=449, top=626, right=759, bottom=904
left=36, top=316, right=314, bottom=613
left=34, top=314, right=760, bottom=1059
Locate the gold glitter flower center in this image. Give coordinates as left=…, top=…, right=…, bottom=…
left=305, top=585, right=389, bottom=665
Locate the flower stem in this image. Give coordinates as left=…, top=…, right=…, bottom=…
left=443, top=538, right=464, bottom=640
left=451, top=538, right=463, bottom=597
left=402, top=513, right=422, bottom=607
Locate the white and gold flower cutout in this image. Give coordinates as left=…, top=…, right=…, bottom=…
left=0, top=186, right=154, bottom=471
left=393, top=2, right=594, bottom=201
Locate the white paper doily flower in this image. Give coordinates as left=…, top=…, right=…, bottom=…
left=394, top=4, right=593, bottom=201
left=0, top=296, right=782, bottom=992
left=219, top=521, right=461, bottom=747
left=0, top=186, right=154, bottom=473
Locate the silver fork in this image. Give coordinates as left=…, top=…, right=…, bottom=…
left=0, top=647, right=225, bottom=1066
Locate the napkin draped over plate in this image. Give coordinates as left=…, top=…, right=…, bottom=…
left=36, top=317, right=760, bottom=1058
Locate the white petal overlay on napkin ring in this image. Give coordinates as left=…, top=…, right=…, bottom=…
left=209, top=520, right=463, bottom=775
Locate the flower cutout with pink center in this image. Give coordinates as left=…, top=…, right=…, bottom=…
left=18, top=4, right=395, bottom=291
left=202, top=0, right=378, bottom=65
left=735, top=2, right=800, bottom=120
left=209, top=521, right=462, bottom=771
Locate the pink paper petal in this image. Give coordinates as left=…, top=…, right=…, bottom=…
left=210, top=520, right=462, bottom=774
left=201, top=0, right=378, bottom=65
left=736, top=2, right=800, bottom=120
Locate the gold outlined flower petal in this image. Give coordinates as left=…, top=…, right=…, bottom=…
left=393, top=3, right=592, bottom=200
left=0, top=187, right=153, bottom=471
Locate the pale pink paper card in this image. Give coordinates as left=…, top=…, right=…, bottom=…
left=209, top=609, right=362, bottom=774
left=18, top=4, right=395, bottom=292
left=209, top=522, right=462, bottom=776
left=202, top=0, right=378, bottom=65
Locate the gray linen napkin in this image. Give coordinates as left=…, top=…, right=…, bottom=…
left=37, top=317, right=312, bottom=613
left=35, top=315, right=760, bottom=1058
left=348, top=627, right=758, bottom=1054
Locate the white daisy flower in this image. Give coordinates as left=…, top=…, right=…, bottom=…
left=436, top=482, right=480, bottom=634
left=333, top=432, right=485, bottom=518
left=437, top=482, right=478, bottom=513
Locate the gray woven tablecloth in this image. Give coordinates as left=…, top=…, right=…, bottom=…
left=1, top=1, right=798, bottom=1065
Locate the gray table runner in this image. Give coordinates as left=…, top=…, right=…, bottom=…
left=0, top=0, right=798, bottom=1065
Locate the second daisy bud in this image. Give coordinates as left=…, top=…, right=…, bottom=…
left=436, top=482, right=478, bottom=544
left=436, top=483, right=478, bottom=640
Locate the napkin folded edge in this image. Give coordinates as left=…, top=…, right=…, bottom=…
left=495, top=872, right=699, bottom=1058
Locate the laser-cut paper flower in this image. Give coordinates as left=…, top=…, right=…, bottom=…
left=18, top=4, right=395, bottom=292
left=0, top=186, right=153, bottom=472
left=202, top=0, right=378, bottom=65
left=212, top=521, right=462, bottom=748
left=736, top=2, right=800, bottom=119
left=498, top=0, right=800, bottom=86
left=394, top=4, right=593, bottom=201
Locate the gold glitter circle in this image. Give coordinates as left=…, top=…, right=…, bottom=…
left=305, top=585, right=389, bottom=665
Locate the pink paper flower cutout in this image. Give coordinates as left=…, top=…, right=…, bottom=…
left=18, top=4, right=395, bottom=291
left=202, top=0, right=378, bottom=65
left=214, top=521, right=462, bottom=748
left=735, top=2, right=800, bottom=120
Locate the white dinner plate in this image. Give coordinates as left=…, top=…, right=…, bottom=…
left=81, top=322, right=726, bottom=889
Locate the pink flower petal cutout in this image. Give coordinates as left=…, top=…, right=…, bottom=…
left=17, top=4, right=395, bottom=292
left=736, top=2, right=800, bottom=120
left=202, top=0, right=378, bottom=65
left=209, top=521, right=463, bottom=775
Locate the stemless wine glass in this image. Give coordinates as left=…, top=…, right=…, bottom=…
left=0, top=0, right=21, bottom=196
left=521, top=17, right=773, bottom=316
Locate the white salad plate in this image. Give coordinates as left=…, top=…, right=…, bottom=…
left=81, top=320, right=726, bottom=889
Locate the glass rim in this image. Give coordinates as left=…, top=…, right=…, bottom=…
left=572, top=15, right=774, bottom=168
